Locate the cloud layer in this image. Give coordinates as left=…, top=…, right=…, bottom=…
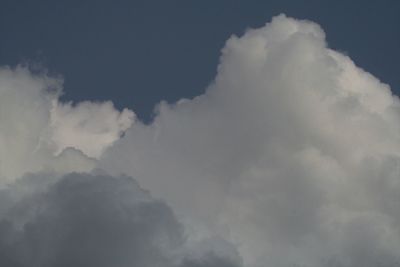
left=101, top=15, right=400, bottom=266
left=1, top=14, right=400, bottom=267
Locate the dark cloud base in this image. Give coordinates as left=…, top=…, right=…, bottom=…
left=0, top=173, right=241, bottom=267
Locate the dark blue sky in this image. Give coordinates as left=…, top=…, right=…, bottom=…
left=1, top=0, right=399, bottom=121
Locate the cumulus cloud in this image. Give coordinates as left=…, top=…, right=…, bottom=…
left=0, top=65, right=241, bottom=266
left=100, top=15, right=400, bottom=267
left=1, top=14, right=400, bottom=267
left=50, top=100, right=134, bottom=158
left=0, top=173, right=241, bottom=267
left=0, top=65, right=134, bottom=183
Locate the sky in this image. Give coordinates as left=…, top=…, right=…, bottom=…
left=0, top=0, right=399, bottom=121
left=1, top=1, right=400, bottom=267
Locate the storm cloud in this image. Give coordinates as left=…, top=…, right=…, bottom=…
left=0, top=14, right=400, bottom=267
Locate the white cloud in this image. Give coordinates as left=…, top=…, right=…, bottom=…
left=1, top=14, right=400, bottom=267
left=100, top=15, right=400, bottom=267
left=50, top=99, right=134, bottom=158
left=0, top=65, right=134, bottom=183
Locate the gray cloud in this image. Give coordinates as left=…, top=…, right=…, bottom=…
left=181, top=252, right=242, bottom=267
left=0, top=173, right=242, bottom=267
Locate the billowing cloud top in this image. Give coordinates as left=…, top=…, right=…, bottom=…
left=1, top=15, right=400, bottom=267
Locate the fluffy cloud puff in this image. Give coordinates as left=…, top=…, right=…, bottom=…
left=50, top=100, right=134, bottom=159
left=0, top=172, right=242, bottom=267
left=100, top=15, right=400, bottom=267
left=0, top=66, right=134, bottom=182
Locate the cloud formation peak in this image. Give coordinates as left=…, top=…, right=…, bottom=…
left=102, top=15, right=400, bottom=266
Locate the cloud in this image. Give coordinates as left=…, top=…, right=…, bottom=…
left=0, top=172, right=242, bottom=267
left=0, top=65, right=134, bottom=183
left=0, top=61, right=240, bottom=267
left=50, top=100, right=134, bottom=158
left=1, top=14, right=400, bottom=267
left=100, top=15, right=400, bottom=266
